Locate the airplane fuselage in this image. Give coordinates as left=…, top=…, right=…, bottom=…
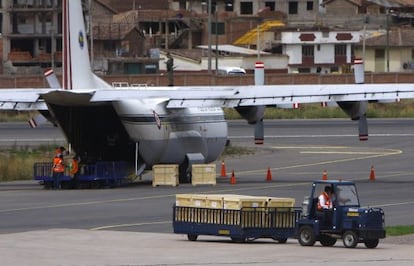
left=113, top=100, right=228, bottom=166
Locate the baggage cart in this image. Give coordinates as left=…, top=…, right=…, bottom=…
left=173, top=205, right=301, bottom=243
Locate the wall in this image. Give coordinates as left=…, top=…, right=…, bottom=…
left=2, top=71, right=414, bottom=88
left=355, top=47, right=414, bottom=73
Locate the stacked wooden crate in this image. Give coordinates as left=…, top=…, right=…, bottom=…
left=175, top=194, right=296, bottom=228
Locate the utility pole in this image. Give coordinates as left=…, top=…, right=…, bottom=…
left=207, top=0, right=212, bottom=74
left=386, top=8, right=390, bottom=72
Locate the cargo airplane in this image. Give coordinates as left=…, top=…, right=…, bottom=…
left=2, top=0, right=414, bottom=182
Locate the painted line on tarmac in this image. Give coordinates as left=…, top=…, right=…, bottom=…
left=300, top=151, right=390, bottom=155
left=230, top=133, right=414, bottom=139
left=90, top=221, right=170, bottom=231
left=0, top=194, right=177, bottom=214
left=369, top=201, right=414, bottom=208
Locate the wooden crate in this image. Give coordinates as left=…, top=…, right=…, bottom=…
left=266, top=197, right=296, bottom=208
left=223, top=195, right=267, bottom=210
left=191, top=164, right=216, bottom=186
left=152, top=164, right=179, bottom=187
left=175, top=194, right=195, bottom=207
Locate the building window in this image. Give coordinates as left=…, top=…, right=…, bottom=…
left=212, top=22, right=225, bottom=35
left=240, top=1, right=253, bottom=15
left=375, top=49, right=385, bottom=59
left=298, top=68, right=311, bottom=73
left=178, top=0, right=186, bottom=9
left=265, top=1, right=275, bottom=11
left=225, top=1, right=234, bottom=12
left=289, top=1, right=298, bottom=14
left=201, top=0, right=216, bottom=13
left=330, top=66, right=339, bottom=73
left=335, top=44, right=347, bottom=56
left=307, top=1, right=313, bottom=11
left=302, top=45, right=314, bottom=57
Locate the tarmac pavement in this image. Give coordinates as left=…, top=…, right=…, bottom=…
left=1, top=229, right=413, bottom=266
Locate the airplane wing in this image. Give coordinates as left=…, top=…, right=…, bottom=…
left=0, top=89, right=51, bottom=110
left=88, top=83, right=414, bottom=108
left=0, top=82, right=412, bottom=112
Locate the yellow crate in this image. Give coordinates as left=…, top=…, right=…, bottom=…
left=223, top=195, right=267, bottom=210
left=205, top=195, right=224, bottom=209
left=266, top=197, right=296, bottom=208
left=191, top=194, right=207, bottom=208
left=152, top=164, right=179, bottom=187
left=191, top=164, right=216, bottom=186
left=175, top=194, right=195, bottom=207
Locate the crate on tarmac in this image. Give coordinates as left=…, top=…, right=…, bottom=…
left=191, top=164, right=216, bottom=186
left=152, top=164, right=179, bottom=187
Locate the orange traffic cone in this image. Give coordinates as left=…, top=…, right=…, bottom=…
left=230, top=170, right=236, bottom=184
left=369, top=165, right=376, bottom=181
left=266, top=167, right=272, bottom=181
left=322, top=170, right=328, bottom=180
left=220, top=160, right=227, bottom=177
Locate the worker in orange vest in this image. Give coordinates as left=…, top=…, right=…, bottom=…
left=70, top=155, right=80, bottom=189
left=318, top=186, right=333, bottom=210
left=318, top=185, right=333, bottom=226
left=52, top=154, right=65, bottom=189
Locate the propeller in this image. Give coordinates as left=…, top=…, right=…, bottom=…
left=254, top=62, right=265, bottom=145
left=254, top=118, right=264, bottom=144
left=358, top=114, right=368, bottom=141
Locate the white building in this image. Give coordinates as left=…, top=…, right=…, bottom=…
left=281, top=30, right=361, bottom=73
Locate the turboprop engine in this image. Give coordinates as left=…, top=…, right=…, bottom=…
left=235, top=62, right=266, bottom=144
left=337, top=58, right=368, bottom=141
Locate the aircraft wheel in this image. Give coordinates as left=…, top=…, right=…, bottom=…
left=298, top=225, right=316, bottom=246
left=364, top=239, right=379, bottom=248
left=343, top=231, right=358, bottom=248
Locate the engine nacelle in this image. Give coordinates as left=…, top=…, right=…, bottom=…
left=337, top=101, right=369, bottom=141
left=337, top=101, right=367, bottom=120
left=235, top=106, right=265, bottom=124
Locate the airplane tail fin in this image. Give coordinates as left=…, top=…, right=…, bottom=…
left=63, top=0, right=110, bottom=90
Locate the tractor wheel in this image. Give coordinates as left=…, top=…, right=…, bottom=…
left=319, top=235, right=337, bottom=247
left=277, top=238, right=288, bottom=244
left=364, top=239, right=379, bottom=248
left=187, top=234, right=198, bottom=241
left=230, top=236, right=246, bottom=243
left=298, top=225, right=316, bottom=246
left=343, top=231, right=358, bottom=248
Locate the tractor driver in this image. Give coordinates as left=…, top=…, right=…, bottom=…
left=317, top=185, right=333, bottom=225
left=318, top=185, right=333, bottom=210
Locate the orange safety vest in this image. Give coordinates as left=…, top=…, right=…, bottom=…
left=53, top=157, right=65, bottom=173
left=70, top=159, right=79, bottom=175
left=317, top=192, right=331, bottom=210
